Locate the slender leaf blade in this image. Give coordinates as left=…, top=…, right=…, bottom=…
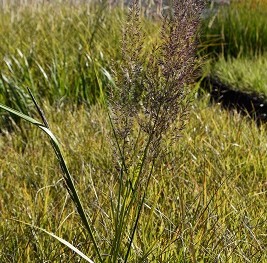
left=12, top=219, right=95, bottom=263
left=0, top=103, right=43, bottom=126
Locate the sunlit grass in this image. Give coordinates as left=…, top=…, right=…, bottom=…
left=209, top=54, right=267, bottom=98
left=0, top=1, right=267, bottom=262
left=0, top=2, right=122, bottom=116
left=0, top=2, right=159, bottom=128
left=0, top=98, right=266, bottom=262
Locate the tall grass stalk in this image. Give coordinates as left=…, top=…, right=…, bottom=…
left=106, top=0, right=204, bottom=261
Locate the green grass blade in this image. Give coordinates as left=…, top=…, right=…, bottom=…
left=11, top=219, right=95, bottom=263
left=0, top=103, right=43, bottom=126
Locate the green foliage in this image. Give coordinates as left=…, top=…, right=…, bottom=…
left=0, top=2, right=122, bottom=114
left=201, top=1, right=267, bottom=58
left=210, top=54, right=267, bottom=98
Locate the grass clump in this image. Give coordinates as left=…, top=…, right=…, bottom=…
left=209, top=54, right=267, bottom=98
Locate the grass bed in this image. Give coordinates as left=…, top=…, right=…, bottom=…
left=210, top=55, right=267, bottom=99
left=201, top=0, right=267, bottom=107
left=0, top=99, right=266, bottom=262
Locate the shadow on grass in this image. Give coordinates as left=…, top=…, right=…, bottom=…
left=201, top=76, right=267, bottom=124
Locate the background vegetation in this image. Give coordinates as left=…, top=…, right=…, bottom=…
left=210, top=55, right=267, bottom=98
left=202, top=0, right=267, bottom=97
left=0, top=0, right=267, bottom=262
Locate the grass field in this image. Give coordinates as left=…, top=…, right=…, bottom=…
left=0, top=1, right=267, bottom=262
left=1, top=98, right=267, bottom=262
left=0, top=2, right=158, bottom=113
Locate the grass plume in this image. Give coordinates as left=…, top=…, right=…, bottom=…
left=107, top=0, right=205, bottom=261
